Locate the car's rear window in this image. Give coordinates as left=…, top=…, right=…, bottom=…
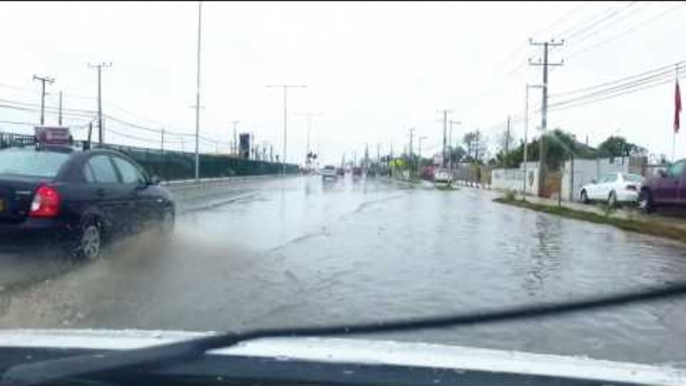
left=0, top=148, right=70, bottom=178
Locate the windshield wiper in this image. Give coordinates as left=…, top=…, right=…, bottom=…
left=5, top=281, right=686, bottom=386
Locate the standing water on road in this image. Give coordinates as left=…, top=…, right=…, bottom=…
left=2, top=176, right=686, bottom=367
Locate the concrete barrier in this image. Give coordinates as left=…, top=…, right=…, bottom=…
left=163, top=174, right=296, bottom=205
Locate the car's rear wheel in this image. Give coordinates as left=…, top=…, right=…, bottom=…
left=638, top=189, right=654, bottom=214
left=580, top=190, right=590, bottom=204
left=75, top=223, right=102, bottom=261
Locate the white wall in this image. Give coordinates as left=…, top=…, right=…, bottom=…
left=491, top=167, right=539, bottom=196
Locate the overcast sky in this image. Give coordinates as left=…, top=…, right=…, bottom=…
left=1, top=1, right=685, bottom=165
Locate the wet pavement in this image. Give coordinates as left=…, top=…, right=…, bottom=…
left=1, top=175, right=686, bottom=367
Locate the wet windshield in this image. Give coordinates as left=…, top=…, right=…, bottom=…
left=1, top=1, right=686, bottom=384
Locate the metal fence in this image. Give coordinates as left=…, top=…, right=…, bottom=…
left=0, top=132, right=35, bottom=149
left=0, top=132, right=298, bottom=180
left=98, top=144, right=298, bottom=180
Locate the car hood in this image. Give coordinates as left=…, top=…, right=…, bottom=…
left=0, top=329, right=684, bottom=385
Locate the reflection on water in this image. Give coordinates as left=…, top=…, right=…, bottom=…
left=524, top=215, right=563, bottom=296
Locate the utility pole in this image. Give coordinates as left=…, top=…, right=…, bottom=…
left=529, top=38, right=564, bottom=197
left=437, top=110, right=452, bottom=168
left=32, top=75, right=54, bottom=126
left=418, top=136, right=427, bottom=178
left=193, top=1, right=203, bottom=182
left=505, top=115, right=511, bottom=156
left=230, top=120, right=239, bottom=155
left=408, top=127, right=415, bottom=175
left=250, top=131, right=256, bottom=160
left=475, top=129, right=481, bottom=162
left=161, top=128, right=165, bottom=153
left=295, top=112, right=322, bottom=167
left=87, top=62, right=112, bottom=144
left=389, top=143, right=393, bottom=174
left=58, top=91, right=63, bottom=126
left=449, top=120, right=461, bottom=170
left=266, top=84, right=307, bottom=175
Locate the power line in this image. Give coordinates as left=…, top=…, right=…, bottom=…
left=550, top=61, right=682, bottom=98
left=549, top=73, right=684, bottom=113
left=565, top=2, right=647, bottom=48
left=555, top=2, right=631, bottom=40
left=548, top=70, right=677, bottom=109
left=531, top=2, right=594, bottom=40
left=567, top=2, right=686, bottom=61
left=490, top=2, right=592, bottom=75
left=564, top=2, right=638, bottom=41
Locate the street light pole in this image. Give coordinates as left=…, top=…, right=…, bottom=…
left=194, top=1, right=203, bottom=182
left=449, top=120, right=461, bottom=170
left=295, top=111, right=322, bottom=169
left=230, top=120, right=239, bottom=155
left=418, top=136, right=427, bottom=179
left=266, top=85, right=307, bottom=176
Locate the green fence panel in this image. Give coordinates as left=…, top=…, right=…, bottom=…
left=99, top=144, right=298, bottom=180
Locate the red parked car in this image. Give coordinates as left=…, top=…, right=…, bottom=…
left=638, top=160, right=685, bottom=213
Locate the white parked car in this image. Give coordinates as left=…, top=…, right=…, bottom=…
left=579, top=172, right=644, bottom=207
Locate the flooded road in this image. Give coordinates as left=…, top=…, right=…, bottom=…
left=1, top=175, right=686, bottom=367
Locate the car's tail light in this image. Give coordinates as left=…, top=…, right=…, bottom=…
left=626, top=184, right=637, bottom=191
left=30, top=185, right=60, bottom=218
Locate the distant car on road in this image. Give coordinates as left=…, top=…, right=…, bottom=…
left=434, top=167, right=453, bottom=188
left=321, top=165, right=337, bottom=180
left=0, top=137, right=175, bottom=261
left=579, top=172, right=643, bottom=207
left=336, top=167, right=345, bottom=177
left=352, top=167, right=363, bottom=177
left=638, top=159, right=686, bottom=213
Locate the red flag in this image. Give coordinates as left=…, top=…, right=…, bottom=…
left=676, top=80, right=682, bottom=133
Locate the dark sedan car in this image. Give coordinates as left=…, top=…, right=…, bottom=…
left=638, top=159, right=686, bottom=213
left=0, top=145, right=175, bottom=260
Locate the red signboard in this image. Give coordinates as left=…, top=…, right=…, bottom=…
left=35, top=126, right=71, bottom=146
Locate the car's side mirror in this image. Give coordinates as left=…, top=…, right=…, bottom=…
left=590, top=179, right=597, bottom=184
left=150, top=175, right=162, bottom=185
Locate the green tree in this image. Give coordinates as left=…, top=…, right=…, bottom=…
left=490, top=129, right=598, bottom=170
left=463, top=131, right=487, bottom=164
left=597, top=135, right=646, bottom=158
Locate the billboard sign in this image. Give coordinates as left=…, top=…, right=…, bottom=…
left=35, top=126, right=71, bottom=147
